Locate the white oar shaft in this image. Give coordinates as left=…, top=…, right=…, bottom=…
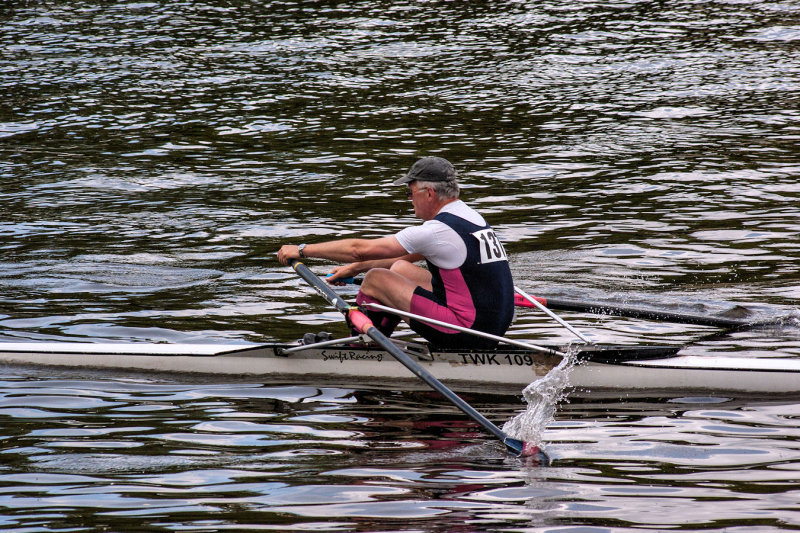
left=363, top=302, right=566, bottom=356
left=514, top=286, right=592, bottom=344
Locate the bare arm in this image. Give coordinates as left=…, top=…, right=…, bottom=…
left=327, top=253, right=424, bottom=282
left=277, top=236, right=412, bottom=266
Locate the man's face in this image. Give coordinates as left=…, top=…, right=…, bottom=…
left=407, top=182, right=434, bottom=220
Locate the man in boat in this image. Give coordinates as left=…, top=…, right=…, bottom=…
left=277, top=156, right=514, bottom=349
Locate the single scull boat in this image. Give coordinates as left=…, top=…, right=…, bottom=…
left=1, top=339, right=798, bottom=393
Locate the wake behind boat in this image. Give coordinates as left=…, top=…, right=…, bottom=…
left=2, top=338, right=799, bottom=393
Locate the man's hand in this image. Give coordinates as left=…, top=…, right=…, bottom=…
left=326, top=264, right=359, bottom=285
left=277, top=245, right=301, bottom=266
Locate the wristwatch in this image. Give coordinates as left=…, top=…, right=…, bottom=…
left=298, top=243, right=307, bottom=258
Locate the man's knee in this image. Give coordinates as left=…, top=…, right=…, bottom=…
left=390, top=260, right=431, bottom=287
left=360, top=268, right=390, bottom=298
left=360, top=268, right=417, bottom=311
left=389, top=260, right=412, bottom=275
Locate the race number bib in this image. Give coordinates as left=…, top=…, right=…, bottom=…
left=472, top=229, right=508, bottom=264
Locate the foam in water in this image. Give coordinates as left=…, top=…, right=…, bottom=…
left=502, top=344, right=582, bottom=445
left=778, top=309, right=800, bottom=330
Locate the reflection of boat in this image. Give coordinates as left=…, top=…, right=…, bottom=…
left=2, top=339, right=798, bottom=393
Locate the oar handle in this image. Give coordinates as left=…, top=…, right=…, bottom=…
left=326, top=274, right=359, bottom=285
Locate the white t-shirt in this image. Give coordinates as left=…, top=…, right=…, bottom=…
left=395, top=200, right=487, bottom=270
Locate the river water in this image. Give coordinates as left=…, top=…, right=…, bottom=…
left=2, top=0, right=800, bottom=530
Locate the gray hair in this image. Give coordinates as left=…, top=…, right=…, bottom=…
left=416, top=179, right=459, bottom=200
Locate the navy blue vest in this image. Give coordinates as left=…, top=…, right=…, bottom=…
left=426, top=212, right=515, bottom=336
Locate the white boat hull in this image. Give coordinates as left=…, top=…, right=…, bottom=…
left=1, top=342, right=799, bottom=393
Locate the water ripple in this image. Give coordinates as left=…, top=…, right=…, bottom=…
left=4, top=0, right=800, bottom=529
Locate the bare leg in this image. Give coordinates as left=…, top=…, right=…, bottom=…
left=355, top=261, right=430, bottom=335
left=389, top=259, right=432, bottom=291
left=358, top=268, right=418, bottom=312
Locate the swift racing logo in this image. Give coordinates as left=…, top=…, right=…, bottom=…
left=322, top=350, right=384, bottom=363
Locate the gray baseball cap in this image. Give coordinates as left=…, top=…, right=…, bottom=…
left=393, top=156, right=457, bottom=185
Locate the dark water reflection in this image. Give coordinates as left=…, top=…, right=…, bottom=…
left=2, top=373, right=800, bottom=531
left=3, top=0, right=800, bottom=530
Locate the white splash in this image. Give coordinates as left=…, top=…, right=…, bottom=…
left=502, top=344, right=581, bottom=445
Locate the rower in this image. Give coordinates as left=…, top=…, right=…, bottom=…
left=277, top=156, right=515, bottom=349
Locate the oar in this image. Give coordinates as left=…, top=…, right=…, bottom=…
left=513, top=294, right=774, bottom=329
left=289, top=259, right=548, bottom=461
left=332, top=277, right=765, bottom=330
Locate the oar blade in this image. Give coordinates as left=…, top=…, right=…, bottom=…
left=504, top=437, right=550, bottom=463
left=515, top=291, right=771, bottom=330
